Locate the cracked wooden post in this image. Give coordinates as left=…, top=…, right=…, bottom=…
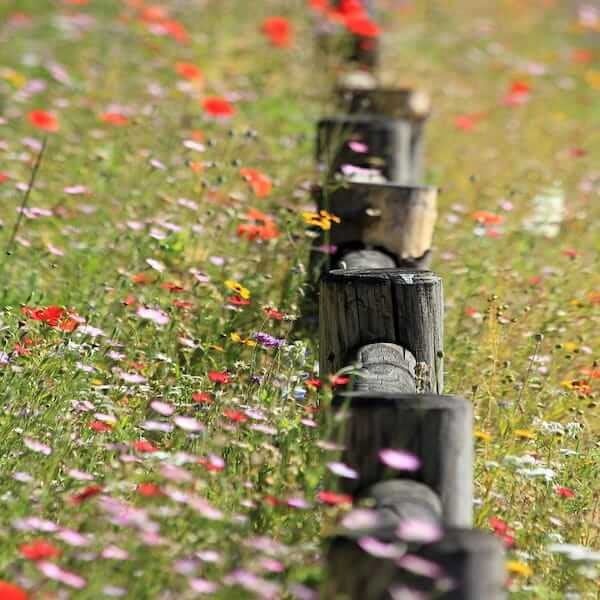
left=314, top=182, right=438, bottom=270
left=331, top=392, right=473, bottom=526
left=319, top=268, right=443, bottom=393
left=335, top=84, right=431, bottom=183
left=317, top=115, right=423, bottom=185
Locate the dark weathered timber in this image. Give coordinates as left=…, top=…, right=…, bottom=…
left=319, top=269, right=443, bottom=392
left=350, top=343, right=416, bottom=393
left=357, top=480, right=442, bottom=539
left=416, top=529, right=507, bottom=600
left=315, top=182, right=437, bottom=269
left=331, top=393, right=473, bottom=526
left=336, top=86, right=432, bottom=122
left=325, top=480, right=442, bottom=599
left=326, top=526, right=506, bottom=600
left=317, top=116, right=421, bottom=184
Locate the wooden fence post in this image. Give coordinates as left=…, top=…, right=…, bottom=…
left=335, top=85, right=431, bottom=183
left=313, top=182, right=437, bottom=270
left=319, top=268, right=443, bottom=393
left=331, top=392, right=473, bottom=527
left=317, top=116, right=422, bottom=185
left=326, top=523, right=506, bottom=600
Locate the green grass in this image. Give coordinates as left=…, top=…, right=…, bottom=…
left=0, top=0, right=598, bottom=598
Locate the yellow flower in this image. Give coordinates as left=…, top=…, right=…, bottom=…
left=230, top=332, right=257, bottom=347
left=475, top=430, right=492, bottom=442
left=0, top=68, right=26, bottom=88
left=225, top=279, right=250, bottom=299
left=506, top=560, right=532, bottom=577
left=563, top=342, right=578, bottom=352
left=514, top=429, right=536, bottom=440
left=585, top=69, right=600, bottom=90
left=301, top=210, right=341, bottom=231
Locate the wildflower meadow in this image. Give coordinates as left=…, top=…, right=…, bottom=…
left=0, top=1, right=598, bottom=598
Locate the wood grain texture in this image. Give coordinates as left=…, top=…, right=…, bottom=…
left=319, top=268, right=443, bottom=392
left=317, top=116, right=423, bottom=184
left=316, top=182, right=437, bottom=265
left=337, top=249, right=396, bottom=270
left=326, top=526, right=506, bottom=600
left=331, top=393, right=473, bottom=527
left=351, top=343, right=417, bottom=393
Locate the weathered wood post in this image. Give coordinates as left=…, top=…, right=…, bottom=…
left=319, top=268, right=443, bottom=393
left=326, top=515, right=506, bottom=599
left=332, top=392, right=473, bottom=526
left=317, top=115, right=420, bottom=185
left=314, top=182, right=437, bottom=270
left=335, top=84, right=431, bottom=183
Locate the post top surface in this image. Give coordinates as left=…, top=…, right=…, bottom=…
left=324, top=268, right=441, bottom=285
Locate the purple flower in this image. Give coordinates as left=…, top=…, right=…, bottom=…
left=252, top=332, right=285, bottom=348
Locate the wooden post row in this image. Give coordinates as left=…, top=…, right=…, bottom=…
left=319, top=271, right=506, bottom=598
left=310, top=12, right=506, bottom=598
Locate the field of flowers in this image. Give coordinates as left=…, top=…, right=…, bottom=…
left=0, top=1, right=598, bottom=598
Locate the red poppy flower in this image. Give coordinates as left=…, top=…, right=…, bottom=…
left=503, top=81, right=531, bottom=106
left=305, top=378, right=322, bottom=389
left=101, top=112, right=129, bottom=126
left=161, top=281, right=184, bottom=293
left=0, top=173, right=10, bottom=184
left=454, top=113, right=485, bottom=131
left=556, top=486, right=575, bottom=499
left=202, top=96, right=235, bottom=118
left=19, top=539, right=61, bottom=561
left=264, top=307, right=285, bottom=320
left=316, top=490, right=352, bottom=505
left=0, top=582, right=28, bottom=600
left=192, top=391, right=213, bottom=405
left=562, top=247, right=579, bottom=259
left=175, top=62, right=203, bottom=81
left=172, top=299, right=194, bottom=310
left=344, top=15, right=380, bottom=37
left=309, top=0, right=329, bottom=12
left=21, top=305, right=80, bottom=332
left=208, top=371, right=231, bottom=384
left=89, top=420, right=113, bottom=433
left=264, top=494, right=281, bottom=507
left=226, top=295, right=251, bottom=306
left=489, top=516, right=515, bottom=548
left=69, top=484, right=103, bottom=505
left=471, top=210, right=504, bottom=226
left=161, top=19, right=189, bottom=44
left=27, top=110, right=59, bottom=132
left=131, top=272, right=153, bottom=285
left=237, top=223, right=280, bottom=241
left=133, top=439, right=158, bottom=453
left=261, top=16, right=293, bottom=48
left=223, top=408, right=248, bottom=423
left=330, top=375, right=350, bottom=387
left=140, top=5, right=169, bottom=23
left=571, top=49, right=592, bottom=64
left=137, top=483, right=163, bottom=497
left=239, top=167, right=272, bottom=198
